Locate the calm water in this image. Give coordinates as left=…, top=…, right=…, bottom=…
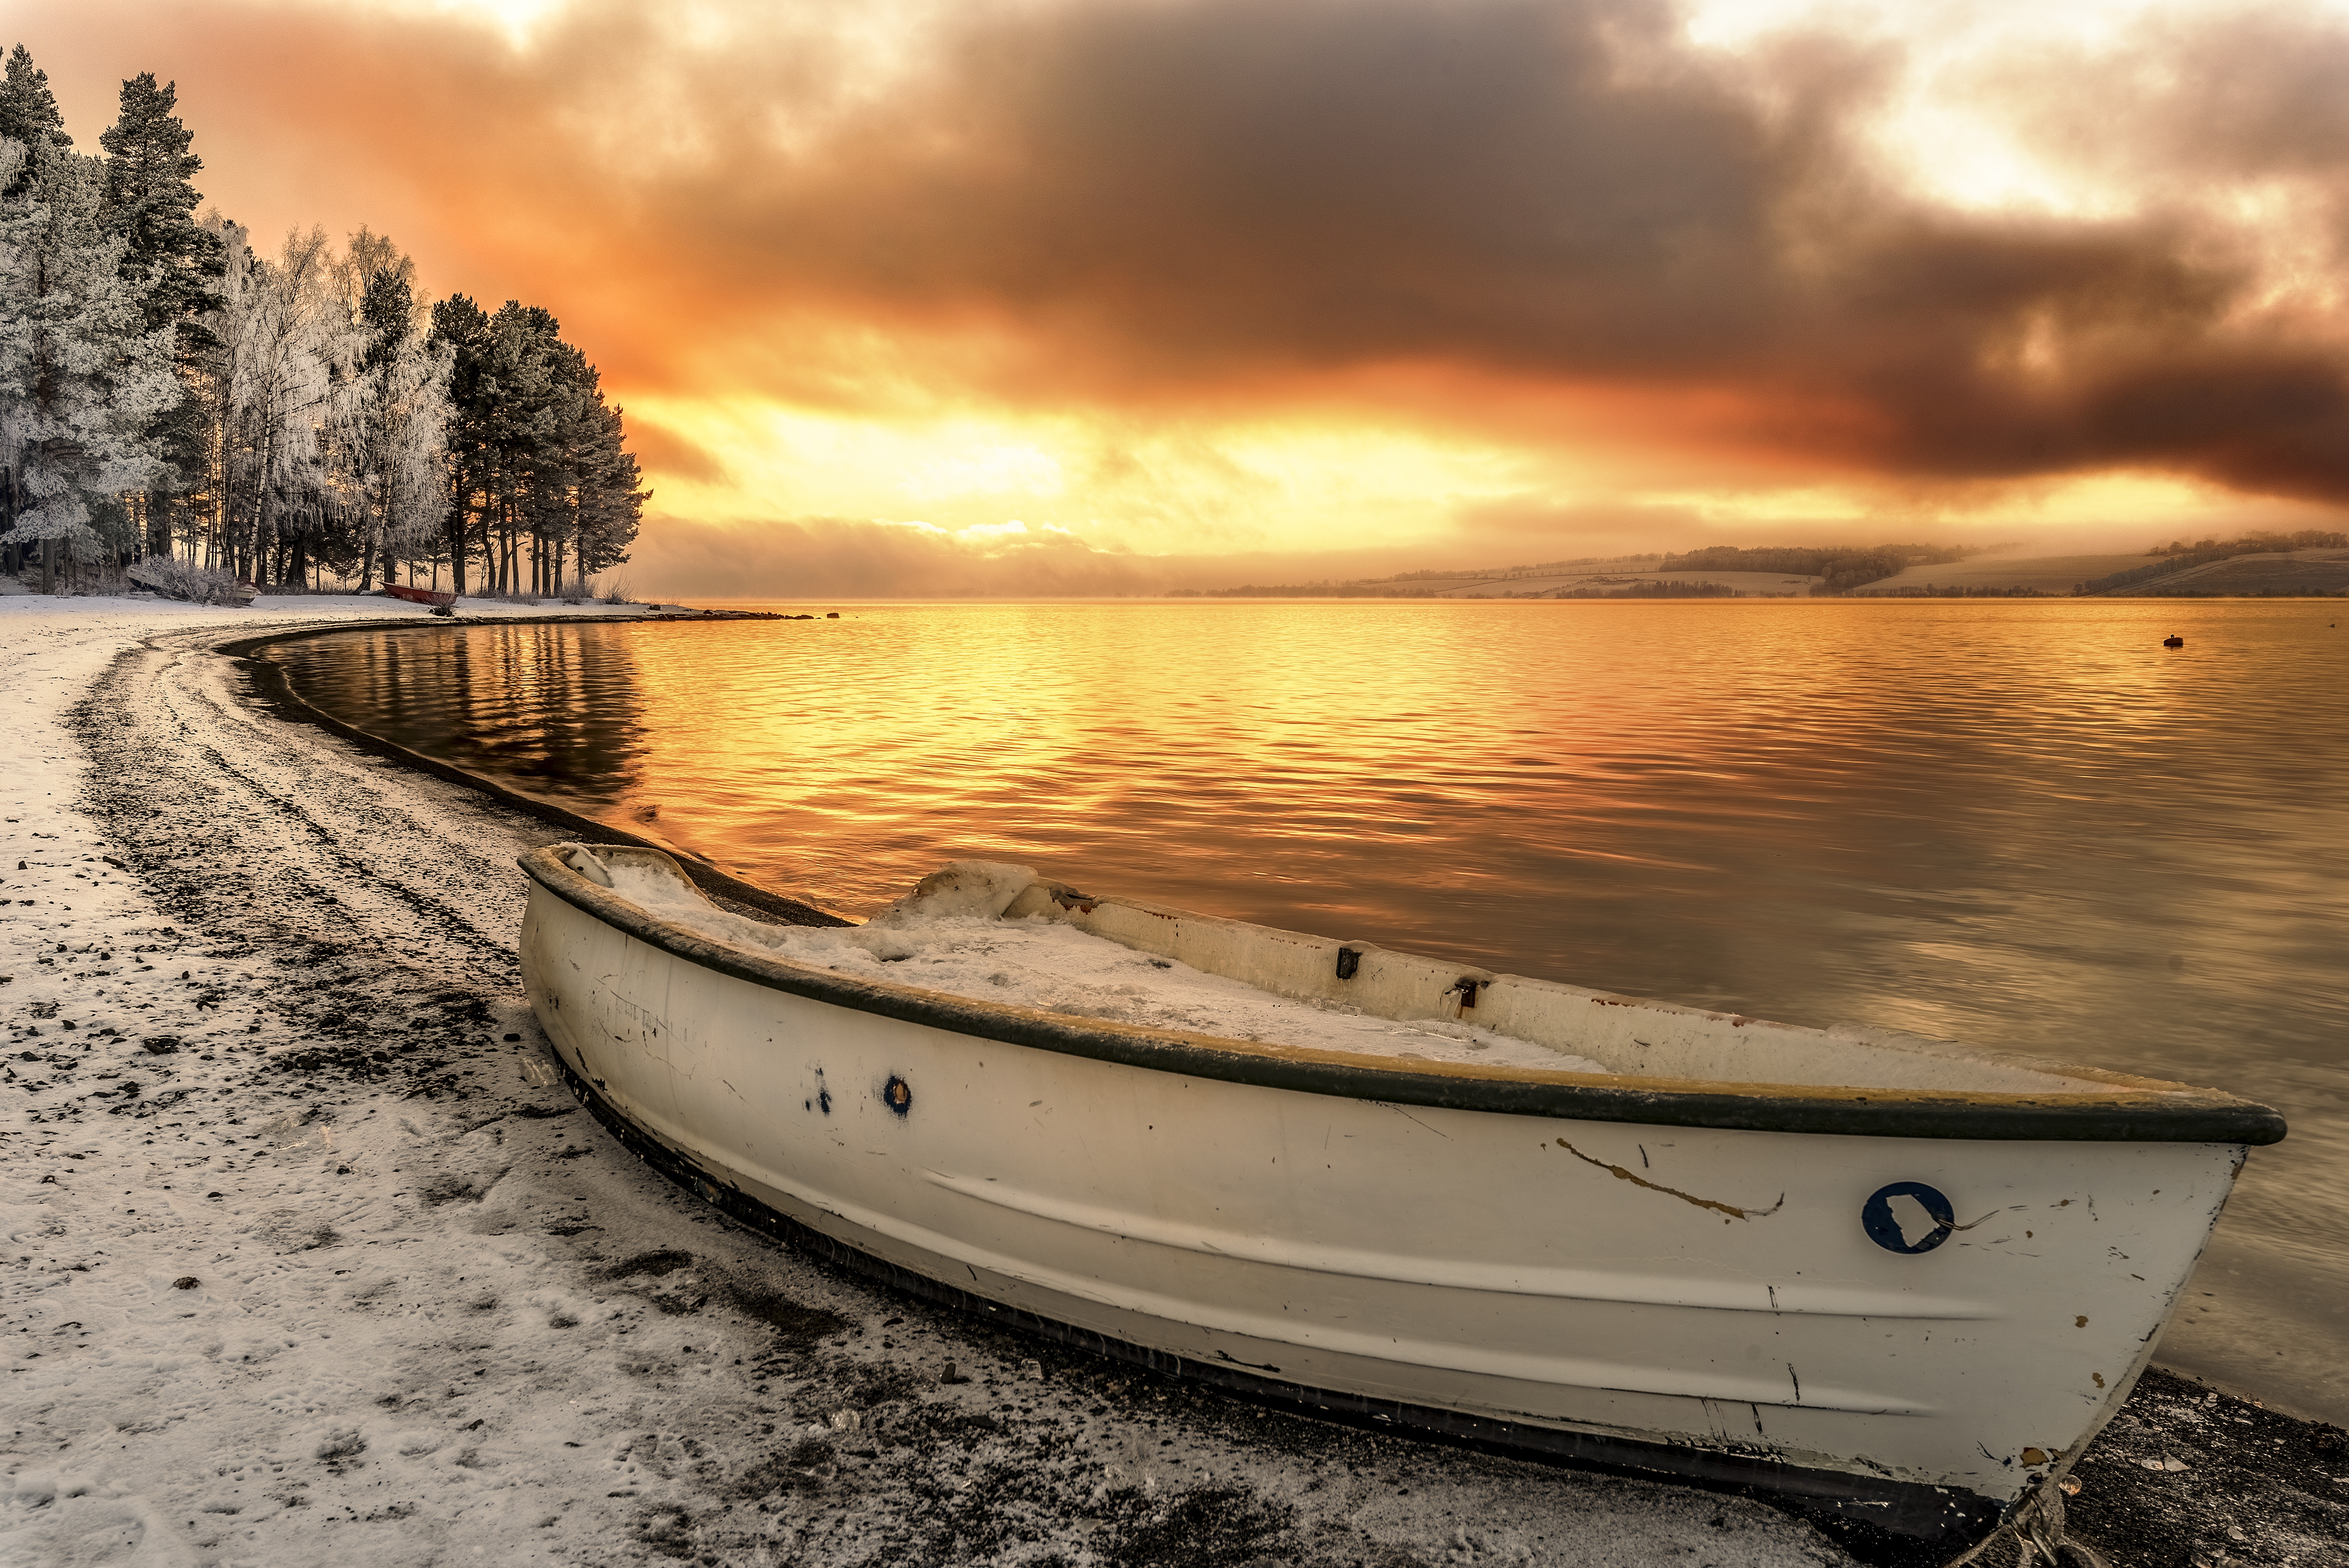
left=266, top=599, right=2349, bottom=1421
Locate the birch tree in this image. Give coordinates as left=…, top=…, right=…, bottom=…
left=214, top=225, right=342, bottom=584
left=332, top=230, right=449, bottom=589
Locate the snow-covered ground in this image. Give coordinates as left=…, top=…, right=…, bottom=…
left=0, top=593, right=1850, bottom=1567
left=593, top=853, right=1612, bottom=1075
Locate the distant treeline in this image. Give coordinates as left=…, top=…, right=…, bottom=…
left=1167, top=583, right=1448, bottom=599
left=2133, top=585, right=2349, bottom=598
left=1553, top=579, right=1739, bottom=599
left=2077, top=531, right=2349, bottom=595
left=1865, top=585, right=2050, bottom=598
left=0, top=44, right=644, bottom=596
left=1656, top=544, right=1978, bottom=595
left=1378, top=553, right=1663, bottom=583
left=2148, top=530, right=2346, bottom=557
left=2079, top=555, right=2229, bottom=595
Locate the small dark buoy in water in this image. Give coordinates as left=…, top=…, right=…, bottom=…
left=2162, top=634, right=2184, bottom=648
left=826, top=610, right=840, bottom=618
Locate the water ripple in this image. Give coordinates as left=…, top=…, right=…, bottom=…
left=268, top=598, right=2349, bottom=1421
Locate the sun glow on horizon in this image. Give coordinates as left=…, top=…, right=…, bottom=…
left=636, top=376, right=2311, bottom=573
left=625, top=393, right=1559, bottom=555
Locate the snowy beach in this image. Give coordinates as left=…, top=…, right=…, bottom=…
left=3, top=597, right=2339, bottom=1568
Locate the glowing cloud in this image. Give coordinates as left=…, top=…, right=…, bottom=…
left=18, top=0, right=2349, bottom=589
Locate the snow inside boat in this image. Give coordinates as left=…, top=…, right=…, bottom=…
left=517, top=844, right=2285, bottom=1553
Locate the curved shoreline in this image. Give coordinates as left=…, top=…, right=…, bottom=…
left=221, top=618, right=851, bottom=929
left=3, top=598, right=2336, bottom=1568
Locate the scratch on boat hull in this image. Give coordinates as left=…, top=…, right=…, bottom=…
left=1554, top=1136, right=1785, bottom=1220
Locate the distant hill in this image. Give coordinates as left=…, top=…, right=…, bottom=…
left=1854, top=531, right=2349, bottom=597
left=1174, top=544, right=1979, bottom=599
left=1179, top=532, right=2349, bottom=601
left=2075, top=531, right=2349, bottom=596
left=1856, top=554, right=2143, bottom=595
left=1167, top=553, right=1662, bottom=598
left=2087, top=547, right=2349, bottom=597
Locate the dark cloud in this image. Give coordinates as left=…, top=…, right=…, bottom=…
left=20, top=0, right=2349, bottom=505
left=1997, top=6, right=2349, bottom=185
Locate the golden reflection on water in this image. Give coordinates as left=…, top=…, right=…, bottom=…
left=299, top=622, right=648, bottom=805
left=269, top=598, right=2349, bottom=1421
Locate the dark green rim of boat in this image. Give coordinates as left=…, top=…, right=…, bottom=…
left=520, top=846, right=2287, bottom=1146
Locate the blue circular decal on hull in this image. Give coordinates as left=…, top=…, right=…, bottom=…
left=1862, top=1181, right=1957, bottom=1254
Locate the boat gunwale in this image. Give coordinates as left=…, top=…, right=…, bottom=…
left=518, top=846, right=2286, bottom=1145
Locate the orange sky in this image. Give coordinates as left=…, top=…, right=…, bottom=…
left=17, top=0, right=2349, bottom=593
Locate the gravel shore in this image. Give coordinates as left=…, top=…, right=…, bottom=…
left=3, top=599, right=2340, bottom=1568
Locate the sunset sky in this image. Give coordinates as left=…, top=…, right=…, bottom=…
left=17, top=0, right=2349, bottom=594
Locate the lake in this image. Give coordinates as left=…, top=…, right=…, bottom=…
left=263, top=597, right=2349, bottom=1422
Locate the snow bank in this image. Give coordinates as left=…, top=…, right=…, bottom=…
left=126, top=555, right=251, bottom=605
left=591, top=852, right=1610, bottom=1075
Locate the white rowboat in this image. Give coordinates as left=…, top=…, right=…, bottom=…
left=518, top=844, right=2284, bottom=1556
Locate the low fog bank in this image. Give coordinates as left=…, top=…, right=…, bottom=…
left=627, top=512, right=2349, bottom=601
left=628, top=514, right=1455, bottom=600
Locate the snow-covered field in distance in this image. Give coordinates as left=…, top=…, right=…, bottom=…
left=0, top=595, right=1845, bottom=1567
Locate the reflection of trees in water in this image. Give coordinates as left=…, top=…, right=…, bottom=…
left=277, top=624, right=645, bottom=807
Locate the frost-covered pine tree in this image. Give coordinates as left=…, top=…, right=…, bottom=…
left=0, top=125, right=179, bottom=591
left=578, top=394, right=647, bottom=585
left=0, top=44, right=70, bottom=198
left=100, top=74, right=223, bottom=344
left=552, top=362, right=646, bottom=593
left=427, top=292, right=491, bottom=595
left=0, top=139, right=33, bottom=540
left=0, top=42, right=73, bottom=559
left=519, top=337, right=594, bottom=593
left=99, top=70, right=226, bottom=557
left=424, top=290, right=643, bottom=596
left=482, top=301, right=560, bottom=595
left=183, top=212, right=246, bottom=570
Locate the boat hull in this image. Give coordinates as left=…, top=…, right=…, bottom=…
left=517, top=866, right=2255, bottom=1549
left=380, top=582, right=457, bottom=609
